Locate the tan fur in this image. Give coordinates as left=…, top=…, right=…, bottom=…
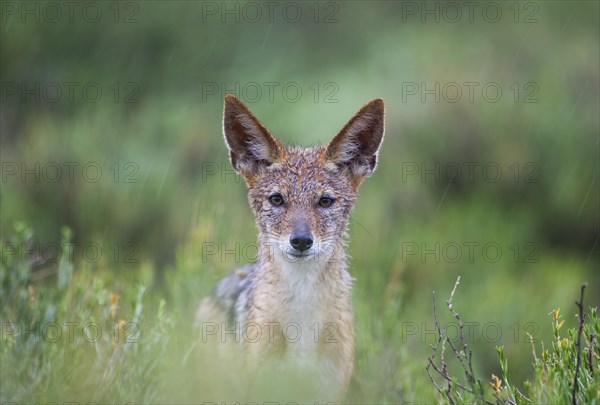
left=197, top=95, right=385, bottom=403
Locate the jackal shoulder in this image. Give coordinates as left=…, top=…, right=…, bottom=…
left=196, top=264, right=255, bottom=324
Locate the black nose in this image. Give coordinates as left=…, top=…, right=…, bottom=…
left=290, top=231, right=313, bottom=252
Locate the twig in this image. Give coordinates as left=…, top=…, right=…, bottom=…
left=441, top=338, right=454, bottom=405
left=528, top=332, right=538, bottom=363
left=427, top=357, right=486, bottom=398
left=515, top=387, right=531, bottom=404
left=426, top=278, right=495, bottom=405
left=426, top=291, right=446, bottom=397
left=446, top=276, right=485, bottom=399
left=572, top=282, right=587, bottom=405
left=427, top=290, right=459, bottom=403
left=587, top=334, right=595, bottom=373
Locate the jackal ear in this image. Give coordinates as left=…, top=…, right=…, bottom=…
left=326, top=98, right=385, bottom=178
left=222, top=94, right=283, bottom=174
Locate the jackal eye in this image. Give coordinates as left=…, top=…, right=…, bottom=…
left=268, top=193, right=285, bottom=207
left=318, top=196, right=335, bottom=208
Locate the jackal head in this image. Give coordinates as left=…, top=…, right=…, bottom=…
left=222, top=95, right=384, bottom=265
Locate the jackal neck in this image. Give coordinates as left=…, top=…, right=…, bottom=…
left=255, top=237, right=351, bottom=295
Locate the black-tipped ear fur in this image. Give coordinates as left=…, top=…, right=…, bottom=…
left=326, top=98, right=385, bottom=178
left=222, top=94, right=282, bottom=174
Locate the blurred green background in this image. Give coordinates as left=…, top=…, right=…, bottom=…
left=1, top=1, right=598, bottom=403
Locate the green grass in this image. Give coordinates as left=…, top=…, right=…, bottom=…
left=2, top=224, right=598, bottom=403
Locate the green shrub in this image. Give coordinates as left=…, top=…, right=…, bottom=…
left=427, top=278, right=600, bottom=405
left=1, top=224, right=174, bottom=403
left=521, top=304, right=600, bottom=404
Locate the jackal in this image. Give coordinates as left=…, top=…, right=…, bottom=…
left=197, top=95, right=385, bottom=402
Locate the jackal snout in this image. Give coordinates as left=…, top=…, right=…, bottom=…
left=289, top=217, right=313, bottom=253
